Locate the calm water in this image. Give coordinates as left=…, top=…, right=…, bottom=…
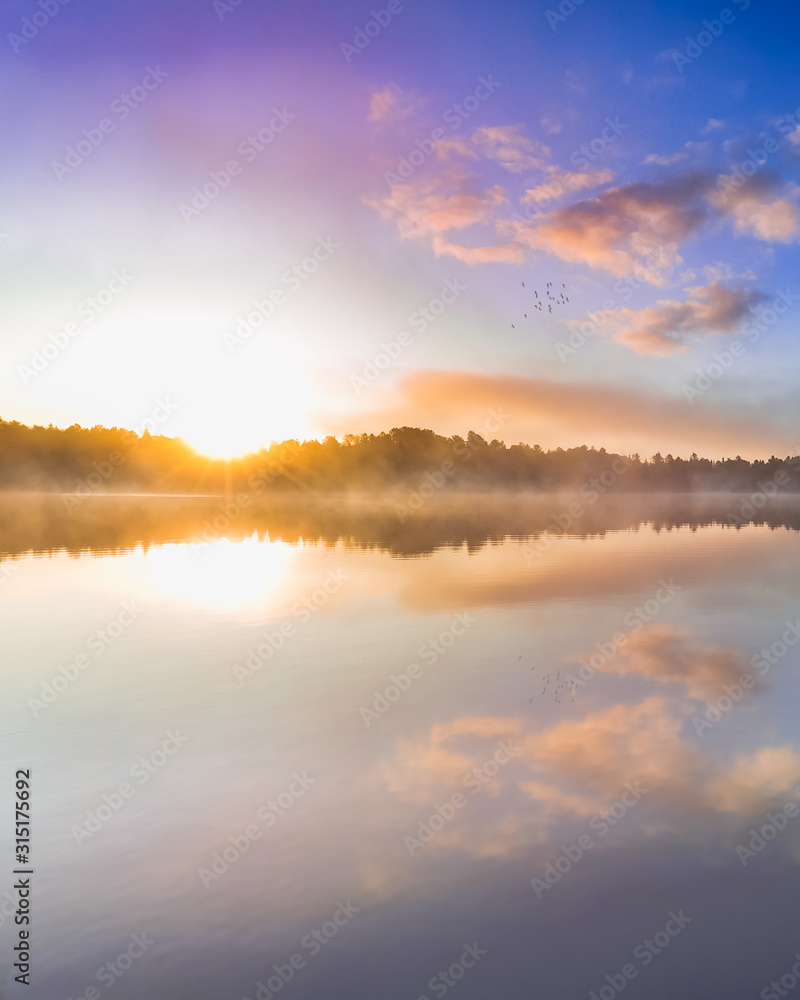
left=2, top=494, right=800, bottom=1000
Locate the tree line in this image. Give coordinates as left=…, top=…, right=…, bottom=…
left=1, top=418, right=799, bottom=494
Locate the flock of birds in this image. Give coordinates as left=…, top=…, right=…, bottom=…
left=510, top=281, right=570, bottom=329
left=519, top=656, right=577, bottom=704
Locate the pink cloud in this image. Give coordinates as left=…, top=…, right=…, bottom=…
left=367, top=176, right=507, bottom=240
left=588, top=281, right=764, bottom=356
left=431, top=236, right=525, bottom=265
left=504, top=174, right=713, bottom=284
left=368, top=84, right=420, bottom=124
left=710, top=173, right=800, bottom=243
left=470, top=125, right=551, bottom=173
left=522, top=168, right=615, bottom=204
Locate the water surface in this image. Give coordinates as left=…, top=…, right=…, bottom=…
left=2, top=494, right=799, bottom=999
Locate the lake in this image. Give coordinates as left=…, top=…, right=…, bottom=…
left=2, top=493, right=800, bottom=1000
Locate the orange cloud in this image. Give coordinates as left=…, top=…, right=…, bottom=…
left=706, top=747, right=800, bottom=813
left=368, top=704, right=800, bottom=861
left=596, top=623, right=750, bottom=699
left=522, top=168, right=615, bottom=204
left=588, top=281, right=765, bottom=356
left=326, top=369, right=796, bottom=459
left=524, top=697, right=698, bottom=798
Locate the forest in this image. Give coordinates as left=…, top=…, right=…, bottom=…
left=1, top=418, right=799, bottom=495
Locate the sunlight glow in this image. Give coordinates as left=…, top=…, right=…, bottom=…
left=144, top=536, right=295, bottom=609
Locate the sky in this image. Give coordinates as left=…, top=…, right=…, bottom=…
left=2, top=0, right=800, bottom=459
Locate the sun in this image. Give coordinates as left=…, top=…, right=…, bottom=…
left=186, top=426, right=264, bottom=460
left=175, top=355, right=319, bottom=459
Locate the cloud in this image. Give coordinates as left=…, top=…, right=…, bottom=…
left=366, top=165, right=522, bottom=263
left=790, top=126, right=800, bottom=146
left=367, top=175, right=507, bottom=240
left=524, top=697, right=698, bottom=800
left=711, top=173, right=800, bottom=243
left=326, top=369, right=797, bottom=459
left=644, top=152, right=689, bottom=166
left=367, top=703, right=800, bottom=862
left=593, top=623, right=750, bottom=698
left=703, top=118, right=724, bottom=133
left=702, top=262, right=734, bottom=282
left=706, top=747, right=800, bottom=814
left=588, top=281, right=764, bottom=356
left=371, top=715, right=524, bottom=803
left=504, top=174, right=713, bottom=284
left=434, top=135, right=479, bottom=161
left=522, top=168, right=614, bottom=205
left=540, top=115, right=563, bottom=135
left=369, top=105, right=799, bottom=277
left=431, top=235, right=525, bottom=265
left=471, top=125, right=551, bottom=173
left=368, top=84, right=420, bottom=124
